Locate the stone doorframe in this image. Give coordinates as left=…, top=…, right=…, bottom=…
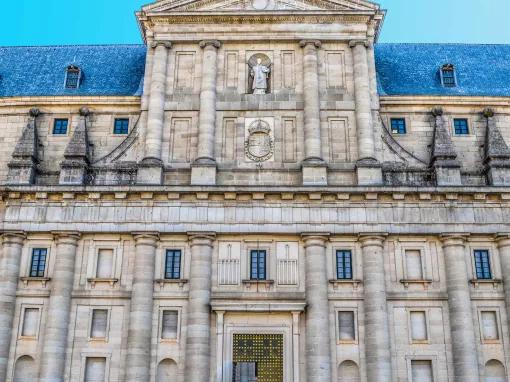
left=212, top=302, right=306, bottom=382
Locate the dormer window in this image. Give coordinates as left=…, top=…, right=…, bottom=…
left=65, top=65, right=81, bottom=89
left=440, top=64, right=457, bottom=88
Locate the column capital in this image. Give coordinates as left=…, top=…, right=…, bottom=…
left=299, top=39, right=321, bottom=49
left=188, top=232, right=216, bottom=247
left=199, top=39, right=222, bottom=49
left=150, top=40, right=172, bottom=49
left=132, top=232, right=160, bottom=247
left=52, top=231, right=81, bottom=246
left=301, top=233, right=330, bottom=247
left=349, top=39, right=370, bottom=49
left=358, top=233, right=387, bottom=248
left=439, top=233, right=469, bottom=247
left=1, top=231, right=26, bottom=245
left=495, top=233, right=510, bottom=248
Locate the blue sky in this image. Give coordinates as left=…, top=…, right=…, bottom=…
left=1, top=0, right=509, bottom=46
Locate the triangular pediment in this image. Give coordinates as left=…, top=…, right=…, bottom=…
left=143, top=0, right=380, bottom=12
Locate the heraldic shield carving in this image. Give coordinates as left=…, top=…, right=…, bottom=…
left=244, top=119, right=274, bottom=162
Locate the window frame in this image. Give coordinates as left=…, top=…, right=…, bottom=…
left=29, top=248, right=48, bottom=278
left=52, top=118, right=69, bottom=135
left=478, top=308, right=501, bottom=344
left=408, top=358, right=436, bottom=382
left=64, top=65, right=81, bottom=89
left=453, top=118, right=470, bottom=136
left=81, top=354, right=111, bottom=382
left=88, top=308, right=110, bottom=341
left=473, top=249, right=492, bottom=280
left=335, top=308, right=358, bottom=344
left=164, top=249, right=182, bottom=280
left=408, top=309, right=430, bottom=344
left=390, top=118, right=407, bottom=135
left=18, top=305, right=41, bottom=340
left=250, top=249, right=267, bottom=280
left=159, top=308, right=181, bottom=342
left=113, top=118, right=130, bottom=135
left=440, top=63, right=457, bottom=88
left=335, top=250, right=353, bottom=280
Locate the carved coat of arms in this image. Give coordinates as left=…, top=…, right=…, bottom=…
left=244, top=120, right=274, bottom=162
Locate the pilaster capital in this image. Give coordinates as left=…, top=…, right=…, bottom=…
left=495, top=233, right=510, bottom=248
left=299, top=39, right=321, bottom=49
left=349, top=39, right=370, bottom=49
left=301, top=233, right=330, bottom=247
left=132, top=232, right=160, bottom=247
left=439, top=233, right=469, bottom=247
left=52, top=231, right=81, bottom=246
left=150, top=40, right=172, bottom=50
left=1, top=231, right=26, bottom=246
left=199, top=39, right=222, bottom=49
left=188, top=231, right=216, bottom=247
left=358, top=233, right=387, bottom=248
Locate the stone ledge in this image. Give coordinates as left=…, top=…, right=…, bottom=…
left=86, top=277, right=119, bottom=288
left=20, top=276, right=51, bottom=288
left=399, top=279, right=433, bottom=289
left=155, top=278, right=189, bottom=288
left=329, top=279, right=362, bottom=290
left=469, top=278, right=503, bottom=289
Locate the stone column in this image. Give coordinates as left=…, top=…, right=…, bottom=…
left=39, top=232, right=81, bottom=382
left=191, top=40, right=221, bottom=186
left=299, top=40, right=327, bottom=186
left=184, top=232, right=215, bottom=382
left=359, top=234, right=391, bottom=382
left=125, top=232, right=159, bottom=382
left=0, top=231, right=25, bottom=382
left=302, top=234, right=331, bottom=382
left=496, top=234, right=510, bottom=335
left=138, top=41, right=171, bottom=185
left=350, top=40, right=382, bottom=185
left=440, top=234, right=480, bottom=382
left=215, top=310, right=225, bottom=382
left=291, top=311, right=301, bottom=382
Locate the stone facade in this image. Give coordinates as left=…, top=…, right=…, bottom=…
left=1, top=0, right=510, bottom=381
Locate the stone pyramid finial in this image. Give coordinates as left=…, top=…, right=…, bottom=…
left=59, top=107, right=91, bottom=185
left=429, top=107, right=461, bottom=186
left=7, top=108, right=40, bottom=185
left=482, top=108, right=510, bottom=185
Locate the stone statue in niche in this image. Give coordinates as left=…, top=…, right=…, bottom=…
left=248, top=54, right=271, bottom=94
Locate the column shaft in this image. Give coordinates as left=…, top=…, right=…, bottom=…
left=441, top=235, right=480, bottom=381
left=300, top=40, right=323, bottom=162
left=125, top=233, right=159, bottom=382
left=350, top=41, right=375, bottom=161
left=302, top=234, right=331, bottom=381
left=196, top=40, right=220, bottom=163
left=360, top=234, right=391, bottom=382
left=184, top=233, right=215, bottom=382
left=0, top=232, right=25, bottom=382
left=496, top=235, right=510, bottom=332
left=145, top=42, right=170, bottom=161
left=39, top=232, right=81, bottom=382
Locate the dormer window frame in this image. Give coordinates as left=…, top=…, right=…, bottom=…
left=64, top=65, right=82, bottom=89
left=440, top=63, right=457, bottom=88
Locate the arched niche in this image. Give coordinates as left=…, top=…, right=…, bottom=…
left=13, top=355, right=36, bottom=382
left=337, top=360, right=360, bottom=382
left=156, top=358, right=178, bottom=382
left=247, top=53, right=272, bottom=94
left=485, top=359, right=507, bottom=382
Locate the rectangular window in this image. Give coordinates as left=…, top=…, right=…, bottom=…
left=410, top=311, right=428, bottom=341
left=481, top=311, right=499, bottom=341
left=405, top=250, right=423, bottom=280
left=84, top=357, right=106, bottom=382
left=113, top=118, right=129, bottom=135
left=161, top=310, right=178, bottom=340
left=30, top=248, right=47, bottom=278
left=65, top=69, right=80, bottom=89
left=338, top=311, right=355, bottom=341
left=165, top=249, right=181, bottom=280
left=391, top=118, right=407, bottom=134
left=52, top=119, right=68, bottom=135
left=474, top=250, right=492, bottom=279
left=411, top=360, right=433, bottom=382
left=336, top=250, right=353, bottom=280
left=250, top=250, right=267, bottom=280
left=453, top=118, right=469, bottom=135
left=21, top=308, right=39, bottom=337
left=96, top=249, right=114, bottom=279
left=90, top=309, right=108, bottom=339
left=442, top=69, right=456, bottom=87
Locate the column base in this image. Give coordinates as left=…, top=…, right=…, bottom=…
left=137, top=158, right=163, bottom=185
left=302, top=160, right=327, bottom=186
left=191, top=162, right=217, bottom=186
left=433, top=164, right=461, bottom=186
left=356, top=159, right=382, bottom=186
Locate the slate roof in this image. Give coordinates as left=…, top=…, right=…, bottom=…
left=0, top=43, right=509, bottom=98
left=375, top=43, right=510, bottom=97
left=0, top=45, right=146, bottom=97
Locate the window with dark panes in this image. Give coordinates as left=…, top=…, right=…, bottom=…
left=165, top=249, right=181, bottom=279
left=30, top=248, right=47, bottom=277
